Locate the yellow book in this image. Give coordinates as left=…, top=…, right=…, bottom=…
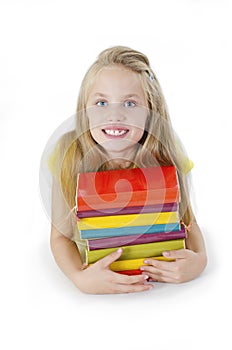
left=109, top=256, right=174, bottom=271
left=78, top=211, right=179, bottom=230
left=88, top=256, right=174, bottom=271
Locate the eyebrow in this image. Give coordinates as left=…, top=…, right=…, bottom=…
left=91, top=93, right=142, bottom=99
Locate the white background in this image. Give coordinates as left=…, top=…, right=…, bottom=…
left=0, top=0, right=231, bottom=349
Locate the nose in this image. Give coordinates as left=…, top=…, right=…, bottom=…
left=106, top=102, right=126, bottom=122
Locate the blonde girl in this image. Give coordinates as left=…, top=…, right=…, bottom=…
left=49, top=46, right=207, bottom=294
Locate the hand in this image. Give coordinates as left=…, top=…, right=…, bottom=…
left=140, top=249, right=207, bottom=283
left=73, top=248, right=153, bottom=294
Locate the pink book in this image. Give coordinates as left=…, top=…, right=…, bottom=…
left=87, top=226, right=186, bottom=250
left=77, top=202, right=178, bottom=218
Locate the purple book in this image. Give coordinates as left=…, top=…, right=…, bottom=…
left=87, top=226, right=186, bottom=250
left=77, top=202, right=178, bottom=218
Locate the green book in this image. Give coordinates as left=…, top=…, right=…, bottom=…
left=86, top=239, right=185, bottom=264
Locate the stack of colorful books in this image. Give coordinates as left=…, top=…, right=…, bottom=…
left=75, top=166, right=186, bottom=275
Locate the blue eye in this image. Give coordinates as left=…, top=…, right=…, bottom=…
left=96, top=101, right=107, bottom=107
left=124, top=101, right=136, bottom=108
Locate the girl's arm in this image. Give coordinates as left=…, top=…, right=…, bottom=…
left=140, top=218, right=207, bottom=283
left=50, top=225, right=153, bottom=294
left=50, top=180, right=152, bottom=294
left=50, top=225, right=84, bottom=280
left=184, top=218, right=207, bottom=258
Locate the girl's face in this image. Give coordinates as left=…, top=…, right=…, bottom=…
left=86, top=65, right=148, bottom=160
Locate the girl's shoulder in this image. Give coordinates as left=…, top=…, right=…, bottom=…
left=181, top=157, right=194, bottom=175
left=47, top=130, right=77, bottom=176
left=174, top=138, right=194, bottom=175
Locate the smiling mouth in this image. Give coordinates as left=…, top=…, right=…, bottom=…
left=102, top=128, right=129, bottom=136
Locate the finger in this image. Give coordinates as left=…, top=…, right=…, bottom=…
left=142, top=271, right=178, bottom=284
left=82, top=262, right=88, bottom=270
left=141, top=265, right=176, bottom=278
left=144, top=272, right=161, bottom=282
left=111, top=282, right=153, bottom=294
left=141, top=265, right=165, bottom=275
left=97, top=248, right=123, bottom=268
left=113, top=272, right=149, bottom=285
left=142, top=258, right=175, bottom=273
left=141, top=264, right=178, bottom=280
left=162, top=249, right=188, bottom=259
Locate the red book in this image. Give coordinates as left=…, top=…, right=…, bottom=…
left=117, top=269, right=142, bottom=276
left=76, top=166, right=179, bottom=213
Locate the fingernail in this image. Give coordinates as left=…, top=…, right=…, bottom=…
left=117, top=248, right=122, bottom=253
left=140, top=266, right=145, bottom=270
left=144, top=260, right=149, bottom=264
left=163, top=251, right=170, bottom=257
left=143, top=274, right=149, bottom=280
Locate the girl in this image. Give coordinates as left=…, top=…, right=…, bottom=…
left=49, top=46, right=207, bottom=294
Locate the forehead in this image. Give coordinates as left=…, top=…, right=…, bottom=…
left=89, top=65, right=145, bottom=97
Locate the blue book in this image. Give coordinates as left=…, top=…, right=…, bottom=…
left=79, top=223, right=180, bottom=239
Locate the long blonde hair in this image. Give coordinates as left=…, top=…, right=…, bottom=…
left=58, top=46, right=193, bottom=225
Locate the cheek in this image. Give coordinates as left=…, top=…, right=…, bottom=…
left=87, top=109, right=106, bottom=130
left=130, top=113, right=148, bottom=131
left=129, top=113, right=148, bottom=142
left=88, top=117, right=94, bottom=130
left=130, top=127, right=145, bottom=142
left=87, top=111, right=98, bottom=130
left=89, top=128, right=100, bottom=141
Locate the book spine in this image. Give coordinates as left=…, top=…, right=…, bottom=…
left=87, top=239, right=185, bottom=264
left=109, top=256, right=174, bottom=271
left=116, top=270, right=142, bottom=275
left=79, top=223, right=181, bottom=239
left=88, top=256, right=174, bottom=271
left=77, top=212, right=179, bottom=230
left=87, top=228, right=186, bottom=250
left=77, top=202, right=178, bottom=218
left=77, top=166, right=177, bottom=193
left=77, top=188, right=179, bottom=212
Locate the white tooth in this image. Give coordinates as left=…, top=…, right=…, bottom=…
left=105, top=129, right=127, bottom=136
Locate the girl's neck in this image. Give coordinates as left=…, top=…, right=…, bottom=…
left=108, top=158, right=135, bottom=169
left=104, top=145, right=139, bottom=168
left=105, top=152, right=137, bottom=169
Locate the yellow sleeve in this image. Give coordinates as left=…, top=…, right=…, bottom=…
left=182, top=157, right=194, bottom=175
left=174, top=139, right=194, bottom=174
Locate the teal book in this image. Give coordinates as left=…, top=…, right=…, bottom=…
left=79, top=222, right=180, bottom=239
